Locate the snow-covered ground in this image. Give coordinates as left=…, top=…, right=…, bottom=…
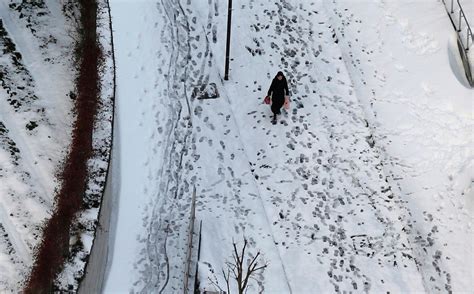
left=2, top=0, right=469, bottom=292
left=0, top=1, right=76, bottom=291
left=103, top=0, right=472, bottom=293
left=326, top=0, right=472, bottom=291
left=56, top=0, right=115, bottom=291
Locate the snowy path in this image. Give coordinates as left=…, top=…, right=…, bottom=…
left=105, top=0, right=472, bottom=293
left=106, top=1, right=291, bottom=292
left=219, top=1, right=426, bottom=292
left=326, top=1, right=473, bottom=292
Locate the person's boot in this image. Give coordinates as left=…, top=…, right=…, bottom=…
left=272, top=114, right=277, bottom=124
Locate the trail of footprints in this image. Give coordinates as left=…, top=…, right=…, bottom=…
left=133, top=0, right=271, bottom=292
left=230, top=0, right=430, bottom=292
left=132, top=0, right=449, bottom=292
left=133, top=0, right=217, bottom=291
left=327, top=2, right=453, bottom=292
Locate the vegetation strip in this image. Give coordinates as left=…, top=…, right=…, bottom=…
left=24, top=0, right=100, bottom=292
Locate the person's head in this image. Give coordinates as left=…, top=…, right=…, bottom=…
left=276, top=71, right=284, bottom=80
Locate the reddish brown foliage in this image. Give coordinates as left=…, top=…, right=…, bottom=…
left=24, top=0, right=100, bottom=292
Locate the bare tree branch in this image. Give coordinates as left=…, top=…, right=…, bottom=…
left=208, top=276, right=225, bottom=293
left=223, top=268, right=231, bottom=294
left=214, top=238, right=268, bottom=294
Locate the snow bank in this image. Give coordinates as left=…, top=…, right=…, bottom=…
left=55, top=0, right=115, bottom=291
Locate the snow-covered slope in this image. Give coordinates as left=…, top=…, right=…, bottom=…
left=56, top=0, right=115, bottom=291
left=0, top=1, right=76, bottom=290
left=104, top=0, right=472, bottom=293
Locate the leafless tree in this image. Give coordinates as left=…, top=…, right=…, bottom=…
left=209, top=238, right=268, bottom=294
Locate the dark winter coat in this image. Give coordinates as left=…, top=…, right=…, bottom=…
left=267, top=77, right=289, bottom=114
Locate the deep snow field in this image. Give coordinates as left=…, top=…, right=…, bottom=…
left=104, top=0, right=472, bottom=293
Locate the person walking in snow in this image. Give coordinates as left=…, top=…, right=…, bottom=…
left=265, top=71, right=289, bottom=124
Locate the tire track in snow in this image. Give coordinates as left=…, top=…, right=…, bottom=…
left=0, top=3, right=76, bottom=290
left=0, top=206, right=30, bottom=265
left=0, top=113, right=53, bottom=207
left=0, top=19, right=55, bottom=207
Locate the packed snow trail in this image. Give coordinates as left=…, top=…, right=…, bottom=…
left=106, top=1, right=290, bottom=292
left=105, top=0, right=470, bottom=293
left=217, top=1, right=427, bottom=292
